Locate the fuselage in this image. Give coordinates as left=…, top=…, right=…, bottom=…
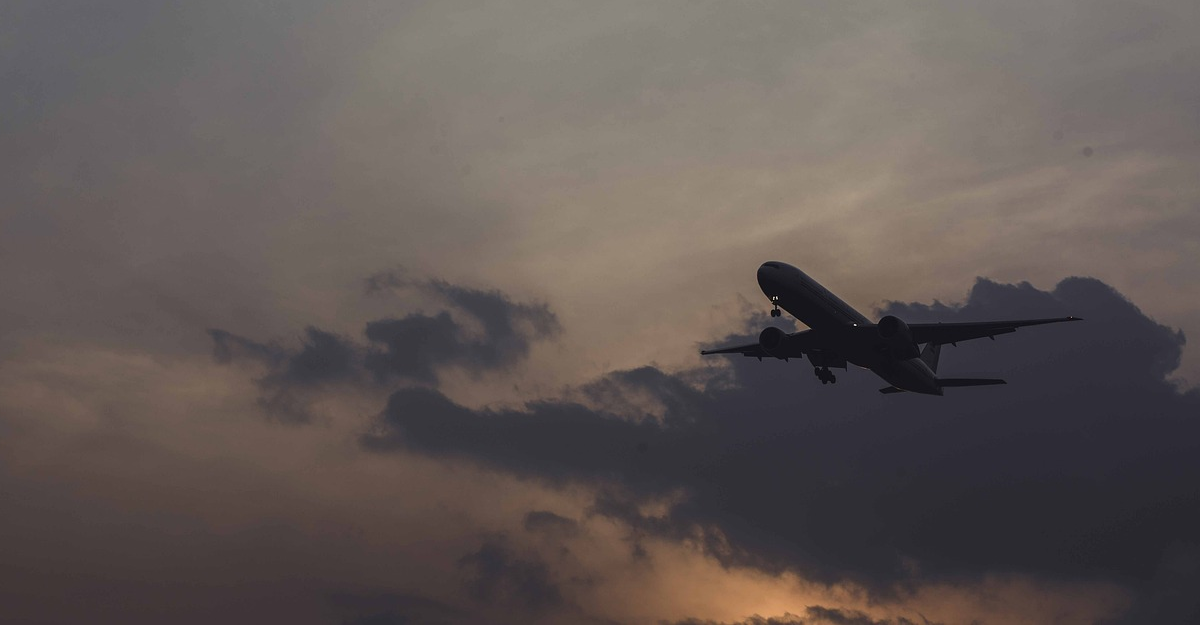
left=756, top=261, right=942, bottom=395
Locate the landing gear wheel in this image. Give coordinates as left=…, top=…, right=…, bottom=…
left=828, top=373, right=837, bottom=384
left=770, top=309, right=781, bottom=318
left=769, top=295, right=781, bottom=318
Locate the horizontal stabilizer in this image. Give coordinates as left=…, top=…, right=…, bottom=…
left=937, top=378, right=1007, bottom=388
left=878, top=386, right=905, bottom=394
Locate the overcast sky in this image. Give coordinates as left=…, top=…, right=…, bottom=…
left=2, top=2, right=1199, bottom=623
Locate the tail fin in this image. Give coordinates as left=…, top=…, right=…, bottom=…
left=937, top=378, right=1006, bottom=388
left=920, top=342, right=940, bottom=373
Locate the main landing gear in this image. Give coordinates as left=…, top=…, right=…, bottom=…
left=769, top=295, right=782, bottom=318
left=814, top=367, right=837, bottom=385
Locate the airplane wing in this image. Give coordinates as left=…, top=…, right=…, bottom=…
left=700, top=329, right=821, bottom=360
left=700, top=342, right=770, bottom=358
left=909, top=316, right=1082, bottom=346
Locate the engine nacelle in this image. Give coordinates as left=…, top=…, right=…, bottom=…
left=877, top=315, right=920, bottom=360
left=758, top=326, right=789, bottom=356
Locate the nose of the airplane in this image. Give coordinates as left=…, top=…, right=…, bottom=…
left=757, top=261, right=784, bottom=294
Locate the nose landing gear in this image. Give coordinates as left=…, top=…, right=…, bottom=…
left=814, top=367, right=837, bottom=384
left=769, top=295, right=781, bottom=318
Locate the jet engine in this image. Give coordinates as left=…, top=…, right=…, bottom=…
left=877, top=315, right=920, bottom=359
left=758, top=326, right=789, bottom=356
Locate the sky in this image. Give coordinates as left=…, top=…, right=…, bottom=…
left=2, top=1, right=1199, bottom=623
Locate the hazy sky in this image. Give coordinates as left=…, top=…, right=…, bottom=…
left=3, top=2, right=1199, bottom=623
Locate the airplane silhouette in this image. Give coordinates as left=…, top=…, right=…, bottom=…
left=702, top=262, right=1081, bottom=395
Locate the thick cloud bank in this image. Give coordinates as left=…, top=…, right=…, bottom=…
left=364, top=277, right=1199, bottom=616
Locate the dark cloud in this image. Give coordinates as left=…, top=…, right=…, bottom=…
left=523, top=510, right=580, bottom=537
left=667, top=606, right=940, bottom=625
left=208, top=328, right=281, bottom=365
left=277, top=327, right=358, bottom=387
left=361, top=274, right=562, bottom=380
left=427, top=279, right=561, bottom=348
left=457, top=535, right=564, bottom=612
left=364, top=277, right=1200, bottom=618
left=364, top=269, right=410, bottom=295
left=358, top=279, right=562, bottom=384
left=668, top=615, right=806, bottom=625
left=801, top=606, right=930, bottom=625
left=209, top=277, right=560, bottom=419
left=209, top=325, right=359, bottom=387
left=362, top=383, right=709, bottom=493
left=363, top=312, right=464, bottom=384
left=208, top=326, right=360, bottom=424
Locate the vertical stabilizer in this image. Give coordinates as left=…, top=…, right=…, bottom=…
left=920, top=342, right=940, bottom=373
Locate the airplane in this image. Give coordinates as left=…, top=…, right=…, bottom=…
left=701, top=261, right=1082, bottom=395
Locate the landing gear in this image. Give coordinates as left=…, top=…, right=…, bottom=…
left=769, top=295, right=781, bottom=318
left=814, top=367, right=837, bottom=385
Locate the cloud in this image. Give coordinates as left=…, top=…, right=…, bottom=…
left=524, top=510, right=581, bottom=537
left=667, top=606, right=941, bottom=625
left=208, top=326, right=360, bottom=423
left=800, top=606, right=931, bottom=625
left=358, top=279, right=561, bottom=384
left=457, top=535, right=565, bottom=612
left=425, top=279, right=562, bottom=367
left=208, top=328, right=282, bottom=365
left=209, top=276, right=560, bottom=421
left=363, top=276, right=1200, bottom=615
left=361, top=273, right=562, bottom=379
left=208, top=325, right=358, bottom=386
left=668, top=615, right=807, bottom=625
left=362, top=313, right=465, bottom=384
left=277, top=327, right=359, bottom=387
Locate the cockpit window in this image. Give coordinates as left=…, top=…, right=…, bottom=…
left=763, top=262, right=782, bottom=269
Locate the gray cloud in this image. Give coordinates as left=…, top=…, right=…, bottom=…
left=209, top=277, right=560, bottom=421
left=208, top=326, right=360, bottom=423
left=799, top=607, right=931, bottom=625
left=457, top=535, right=564, bottom=612
left=362, top=313, right=465, bottom=384
left=208, top=328, right=282, bottom=365
left=667, top=615, right=807, bottom=625
left=279, top=327, right=359, bottom=387
left=668, top=606, right=940, bottom=625
left=362, top=278, right=561, bottom=383
left=523, top=511, right=580, bottom=537
left=364, top=276, right=1200, bottom=617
